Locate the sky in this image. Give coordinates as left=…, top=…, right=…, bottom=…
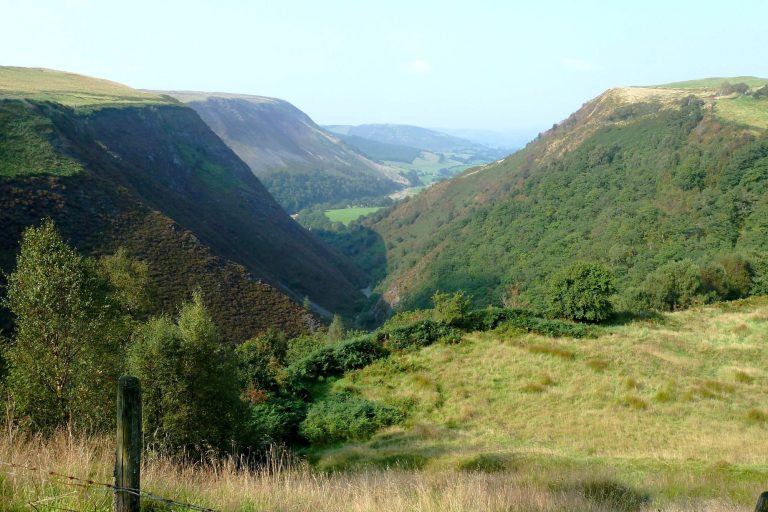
left=2, top=0, right=768, bottom=138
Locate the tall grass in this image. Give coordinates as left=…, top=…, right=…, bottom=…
left=0, top=428, right=752, bottom=511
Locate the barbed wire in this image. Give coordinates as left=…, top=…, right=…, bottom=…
left=0, top=460, right=219, bottom=512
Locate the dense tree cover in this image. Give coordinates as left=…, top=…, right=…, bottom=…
left=363, top=96, right=768, bottom=312
left=296, top=202, right=390, bottom=293
left=261, top=170, right=399, bottom=213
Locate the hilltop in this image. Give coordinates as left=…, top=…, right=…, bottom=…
left=0, top=66, right=176, bottom=108
left=0, top=67, right=368, bottom=340
left=357, top=77, right=768, bottom=310
left=168, top=92, right=408, bottom=212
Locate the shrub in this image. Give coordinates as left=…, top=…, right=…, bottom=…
left=700, top=254, right=753, bottom=301
left=453, top=307, right=512, bottom=331
left=638, top=259, right=702, bottom=311
left=300, top=393, right=403, bottom=445
left=494, top=310, right=597, bottom=338
left=548, top=262, right=616, bottom=322
left=246, top=395, right=307, bottom=446
left=431, top=290, right=472, bottom=324
left=236, top=329, right=288, bottom=392
left=285, top=335, right=387, bottom=387
left=380, top=309, right=433, bottom=330
left=379, top=320, right=461, bottom=350
left=284, top=333, right=328, bottom=366
left=128, top=292, right=245, bottom=454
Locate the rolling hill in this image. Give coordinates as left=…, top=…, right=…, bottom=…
left=358, top=77, right=768, bottom=311
left=325, top=124, right=507, bottom=194
left=167, top=92, right=409, bottom=212
left=0, top=66, right=368, bottom=341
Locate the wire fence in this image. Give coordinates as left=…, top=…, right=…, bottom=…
left=0, top=460, right=218, bottom=512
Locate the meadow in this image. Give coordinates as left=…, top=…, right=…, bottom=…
left=324, top=207, right=383, bottom=225
left=4, top=299, right=768, bottom=511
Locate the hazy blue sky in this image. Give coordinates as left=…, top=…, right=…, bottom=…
left=2, top=0, right=767, bottom=135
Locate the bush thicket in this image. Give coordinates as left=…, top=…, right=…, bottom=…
left=548, top=262, right=616, bottom=322
left=300, top=393, right=403, bottom=444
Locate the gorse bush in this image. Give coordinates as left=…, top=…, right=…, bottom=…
left=379, top=319, right=461, bottom=350
left=548, top=262, right=616, bottom=322
left=431, top=290, right=472, bottom=324
left=237, top=329, right=288, bottom=393
left=463, top=308, right=597, bottom=338
left=300, top=393, right=403, bottom=445
left=246, top=395, right=307, bottom=447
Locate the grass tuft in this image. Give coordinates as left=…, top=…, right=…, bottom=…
left=586, top=358, right=609, bottom=372
left=621, top=394, right=649, bottom=410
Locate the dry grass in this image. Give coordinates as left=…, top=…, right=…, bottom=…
left=0, top=430, right=752, bottom=512
left=0, top=66, right=174, bottom=108
left=318, top=297, right=768, bottom=508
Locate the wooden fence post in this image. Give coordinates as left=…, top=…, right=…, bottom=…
left=755, top=491, right=768, bottom=512
left=756, top=491, right=768, bottom=512
left=114, top=376, right=141, bottom=512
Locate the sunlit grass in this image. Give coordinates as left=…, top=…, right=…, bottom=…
left=324, top=207, right=382, bottom=225
left=0, top=430, right=757, bottom=511
left=714, top=95, right=768, bottom=130
left=317, top=297, right=768, bottom=506
left=0, top=66, right=175, bottom=109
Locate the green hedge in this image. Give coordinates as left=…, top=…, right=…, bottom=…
left=457, top=307, right=596, bottom=338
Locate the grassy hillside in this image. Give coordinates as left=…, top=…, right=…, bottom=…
left=169, top=93, right=408, bottom=212
left=0, top=66, right=174, bottom=108
left=361, top=79, right=768, bottom=310
left=311, top=298, right=768, bottom=506
left=657, top=76, right=768, bottom=89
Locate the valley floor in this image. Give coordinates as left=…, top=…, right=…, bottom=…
left=3, top=299, right=768, bottom=511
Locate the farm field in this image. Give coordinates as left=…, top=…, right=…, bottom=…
left=324, top=207, right=383, bottom=225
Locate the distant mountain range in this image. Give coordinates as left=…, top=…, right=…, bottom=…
left=325, top=124, right=498, bottom=154
left=324, top=124, right=508, bottom=191
left=429, top=127, right=534, bottom=151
